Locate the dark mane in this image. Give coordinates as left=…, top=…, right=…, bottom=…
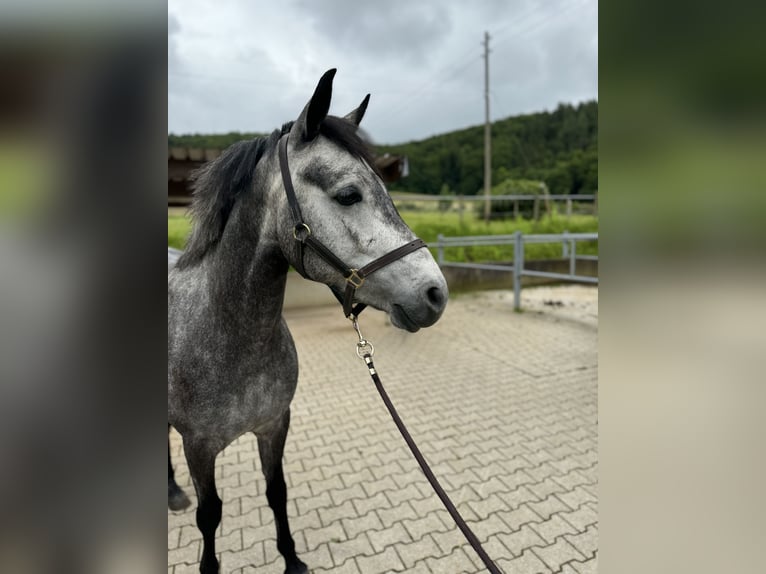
left=176, top=117, right=379, bottom=269
left=175, top=132, right=279, bottom=270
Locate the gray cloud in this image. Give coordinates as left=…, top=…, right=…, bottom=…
left=294, top=0, right=452, bottom=66
left=167, top=0, right=597, bottom=144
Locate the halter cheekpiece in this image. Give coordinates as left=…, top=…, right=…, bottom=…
left=278, top=134, right=427, bottom=318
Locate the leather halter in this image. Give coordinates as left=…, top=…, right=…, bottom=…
left=278, top=134, right=427, bottom=318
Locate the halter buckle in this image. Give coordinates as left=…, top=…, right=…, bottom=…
left=345, top=269, right=365, bottom=288
left=293, top=223, right=311, bottom=241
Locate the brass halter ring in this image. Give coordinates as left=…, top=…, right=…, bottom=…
left=292, top=223, right=311, bottom=241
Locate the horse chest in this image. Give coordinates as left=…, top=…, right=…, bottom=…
left=169, top=324, right=299, bottom=438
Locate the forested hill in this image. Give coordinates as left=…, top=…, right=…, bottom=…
left=377, top=101, right=597, bottom=196
left=168, top=100, right=597, bottom=197
left=168, top=131, right=267, bottom=149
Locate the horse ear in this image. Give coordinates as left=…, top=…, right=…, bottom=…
left=295, top=68, right=336, bottom=142
left=344, top=94, right=370, bottom=126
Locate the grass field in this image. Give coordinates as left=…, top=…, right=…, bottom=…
left=168, top=208, right=598, bottom=262
left=168, top=213, right=191, bottom=250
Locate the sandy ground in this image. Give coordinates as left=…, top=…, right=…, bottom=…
left=457, top=285, right=598, bottom=329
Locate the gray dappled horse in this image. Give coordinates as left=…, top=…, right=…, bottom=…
left=168, top=70, right=448, bottom=573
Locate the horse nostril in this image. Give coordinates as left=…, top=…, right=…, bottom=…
left=426, top=286, right=445, bottom=308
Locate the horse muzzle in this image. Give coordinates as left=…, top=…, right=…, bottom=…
left=390, top=281, right=448, bottom=332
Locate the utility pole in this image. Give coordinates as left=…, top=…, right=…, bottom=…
left=483, top=31, right=492, bottom=223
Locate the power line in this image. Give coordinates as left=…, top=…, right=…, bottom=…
left=382, top=0, right=591, bottom=123
left=492, top=0, right=590, bottom=50
left=382, top=47, right=482, bottom=119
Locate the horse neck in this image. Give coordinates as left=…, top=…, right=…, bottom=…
left=206, top=195, right=289, bottom=330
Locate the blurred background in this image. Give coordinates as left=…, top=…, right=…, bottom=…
left=0, top=3, right=167, bottom=574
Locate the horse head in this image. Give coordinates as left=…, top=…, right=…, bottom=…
left=275, top=69, right=448, bottom=332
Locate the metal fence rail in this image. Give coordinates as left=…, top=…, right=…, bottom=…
left=391, top=192, right=598, bottom=219
left=435, top=231, right=599, bottom=310
left=391, top=193, right=596, bottom=201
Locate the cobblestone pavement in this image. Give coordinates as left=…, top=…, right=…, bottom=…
left=169, top=286, right=598, bottom=573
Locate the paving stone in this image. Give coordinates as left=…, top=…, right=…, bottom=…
left=532, top=538, right=587, bottom=572
left=300, top=542, right=334, bottom=571
left=527, top=494, right=573, bottom=521
left=295, top=490, right=332, bottom=515
left=241, top=524, right=276, bottom=551
left=218, top=543, right=265, bottom=572
left=326, top=534, right=375, bottom=566
left=168, top=288, right=598, bottom=573
left=551, top=469, right=593, bottom=491
left=341, top=510, right=384, bottom=539
left=411, top=492, right=455, bottom=516
left=559, top=503, right=598, bottom=531
left=362, top=475, right=399, bottom=498
left=459, top=512, right=508, bottom=545
left=376, top=500, right=419, bottom=528
left=396, top=534, right=442, bottom=569
left=171, top=562, right=199, bottom=574
left=564, top=524, right=598, bottom=560
left=354, top=545, right=405, bottom=574
left=215, top=528, right=243, bottom=553
left=573, top=555, right=598, bottom=574
left=530, top=513, right=580, bottom=544
left=316, top=498, right=357, bottom=526
left=178, top=524, right=202, bottom=548
left=498, top=503, right=544, bottom=531
left=497, top=548, right=553, bottom=574
left=429, top=528, right=465, bottom=555
left=168, top=526, right=181, bottom=551
left=351, top=491, right=389, bottom=517
left=424, top=547, right=481, bottom=573
left=557, top=485, right=597, bottom=511
left=304, top=521, right=347, bottom=551
left=329, top=482, right=366, bottom=506
left=559, top=562, right=582, bottom=574
left=493, top=523, right=548, bottom=558
left=167, top=541, right=200, bottom=566
left=315, top=557, right=362, bottom=574
left=366, top=522, right=413, bottom=553
left=383, top=482, right=422, bottom=507
left=401, top=511, right=450, bottom=540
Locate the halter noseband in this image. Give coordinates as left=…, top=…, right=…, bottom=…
left=278, top=134, right=427, bottom=318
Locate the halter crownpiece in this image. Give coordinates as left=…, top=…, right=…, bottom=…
left=278, top=134, right=427, bottom=318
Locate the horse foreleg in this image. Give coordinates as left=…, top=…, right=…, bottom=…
left=257, top=409, right=308, bottom=574
left=183, top=436, right=223, bottom=574
left=168, top=424, right=191, bottom=511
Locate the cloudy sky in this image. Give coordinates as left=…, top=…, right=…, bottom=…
left=168, top=0, right=597, bottom=145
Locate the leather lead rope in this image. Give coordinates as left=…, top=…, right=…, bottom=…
left=279, top=134, right=426, bottom=318
left=350, top=319, right=503, bottom=574
left=280, top=130, right=501, bottom=572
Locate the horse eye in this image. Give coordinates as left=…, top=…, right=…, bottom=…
left=335, top=187, right=362, bottom=206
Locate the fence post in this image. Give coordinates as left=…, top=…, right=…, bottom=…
left=436, top=234, right=444, bottom=265
left=562, top=230, right=569, bottom=258
left=570, top=238, right=576, bottom=276
left=566, top=198, right=573, bottom=218
left=533, top=198, right=540, bottom=221
left=513, top=230, right=523, bottom=311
